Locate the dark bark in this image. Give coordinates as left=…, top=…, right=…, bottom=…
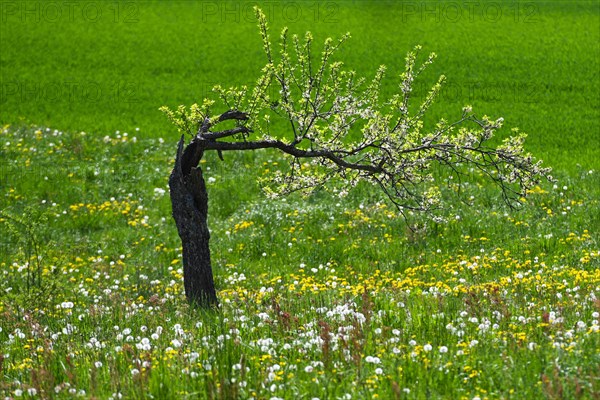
left=169, top=135, right=218, bottom=307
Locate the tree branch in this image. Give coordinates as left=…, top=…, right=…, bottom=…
left=200, top=126, right=253, bottom=140
left=198, top=110, right=250, bottom=135
left=201, top=139, right=383, bottom=173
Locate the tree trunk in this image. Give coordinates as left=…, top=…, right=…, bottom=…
left=169, top=135, right=218, bottom=307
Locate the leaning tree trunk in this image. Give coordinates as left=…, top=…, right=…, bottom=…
left=169, top=135, right=218, bottom=307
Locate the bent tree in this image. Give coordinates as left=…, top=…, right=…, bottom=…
left=161, top=8, right=552, bottom=307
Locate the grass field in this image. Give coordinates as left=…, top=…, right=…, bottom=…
left=1, top=1, right=599, bottom=399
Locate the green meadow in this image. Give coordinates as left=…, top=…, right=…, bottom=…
left=1, top=1, right=599, bottom=399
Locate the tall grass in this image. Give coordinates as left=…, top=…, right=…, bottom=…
left=0, top=124, right=598, bottom=398
left=1, top=1, right=599, bottom=398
